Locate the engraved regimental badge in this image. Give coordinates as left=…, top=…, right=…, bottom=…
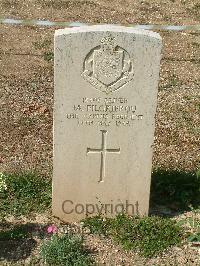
left=82, top=35, right=134, bottom=94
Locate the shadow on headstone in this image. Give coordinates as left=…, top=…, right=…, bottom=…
left=150, top=169, right=200, bottom=217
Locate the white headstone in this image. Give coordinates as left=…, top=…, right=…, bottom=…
left=53, top=25, right=162, bottom=222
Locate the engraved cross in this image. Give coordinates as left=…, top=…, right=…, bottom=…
left=87, top=130, right=120, bottom=182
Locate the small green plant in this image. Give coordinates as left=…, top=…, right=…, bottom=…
left=159, top=74, right=182, bottom=90
left=82, top=216, right=112, bottom=236
left=169, top=74, right=179, bottom=87
left=44, top=51, right=54, bottom=62
left=0, top=172, right=51, bottom=218
left=160, top=74, right=181, bottom=90
left=83, top=214, right=183, bottom=257
left=188, top=232, right=200, bottom=243
left=178, top=207, right=200, bottom=243
left=40, top=233, right=93, bottom=265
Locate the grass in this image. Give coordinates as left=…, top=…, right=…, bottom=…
left=0, top=168, right=199, bottom=261
left=40, top=233, right=94, bottom=266
left=83, top=214, right=183, bottom=258
left=0, top=172, right=51, bottom=218
left=1, top=168, right=199, bottom=219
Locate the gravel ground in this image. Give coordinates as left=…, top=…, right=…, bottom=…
left=0, top=27, right=199, bottom=174
left=0, top=0, right=200, bottom=25
left=1, top=213, right=200, bottom=265
left=0, top=0, right=199, bottom=265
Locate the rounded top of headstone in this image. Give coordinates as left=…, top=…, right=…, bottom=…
left=55, top=24, right=162, bottom=41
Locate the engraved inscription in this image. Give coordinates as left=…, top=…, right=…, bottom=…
left=66, top=96, right=144, bottom=127
left=82, top=35, right=134, bottom=94
left=87, top=130, right=120, bottom=182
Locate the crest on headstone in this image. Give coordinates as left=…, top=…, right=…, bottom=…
left=82, top=35, right=134, bottom=94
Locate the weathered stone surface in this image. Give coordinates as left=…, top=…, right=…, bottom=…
left=53, top=25, right=162, bottom=222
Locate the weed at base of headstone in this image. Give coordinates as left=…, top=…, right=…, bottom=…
left=82, top=214, right=183, bottom=258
